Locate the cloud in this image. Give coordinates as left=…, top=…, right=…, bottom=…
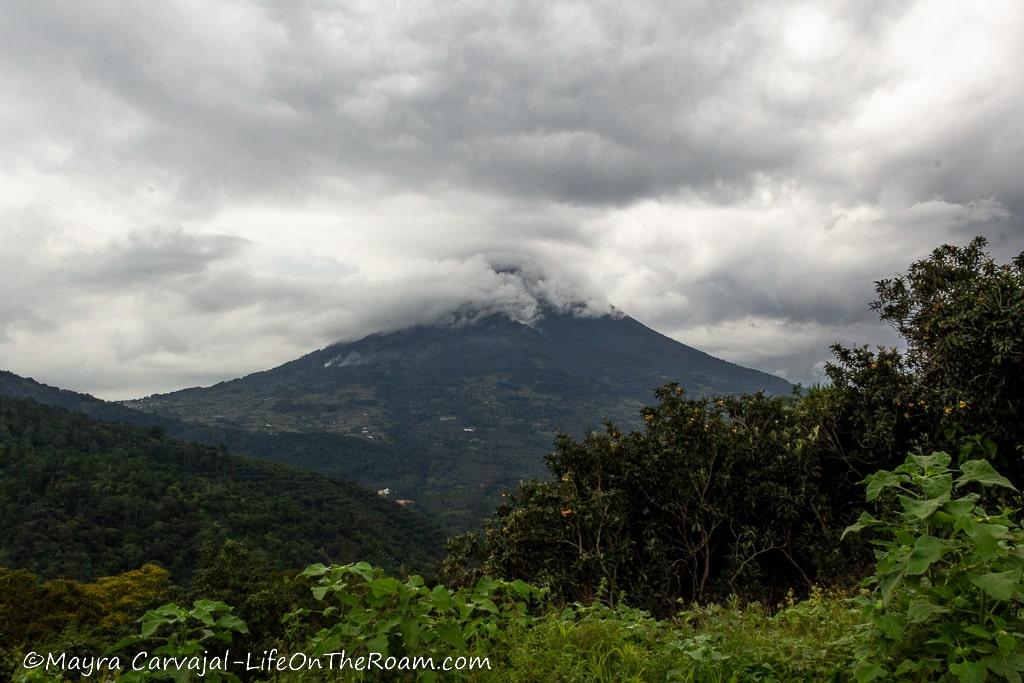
left=69, top=227, right=249, bottom=286
left=0, top=0, right=1021, bottom=397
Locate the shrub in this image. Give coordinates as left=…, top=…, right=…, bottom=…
left=845, top=451, right=1024, bottom=680
left=288, top=562, right=545, bottom=681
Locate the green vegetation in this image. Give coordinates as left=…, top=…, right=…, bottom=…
left=440, top=388, right=856, bottom=614
left=2, top=237, right=1024, bottom=681
left=845, top=452, right=1024, bottom=680
left=117, top=306, right=791, bottom=529
left=0, top=397, right=444, bottom=580
left=4, top=558, right=864, bottom=682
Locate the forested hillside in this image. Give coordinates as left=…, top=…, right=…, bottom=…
left=0, top=369, right=398, bottom=490
left=122, top=308, right=791, bottom=529
left=0, top=397, right=444, bottom=581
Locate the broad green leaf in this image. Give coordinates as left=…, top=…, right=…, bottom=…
left=956, top=460, right=1017, bottom=491
left=921, top=473, right=953, bottom=499
left=367, top=577, right=402, bottom=597
left=842, top=511, right=880, bottom=539
left=950, top=660, right=987, bottom=683
left=436, top=620, right=466, bottom=649
left=943, top=496, right=979, bottom=520
left=894, top=660, right=925, bottom=676
left=510, top=579, right=536, bottom=599
left=901, top=494, right=948, bottom=520
left=215, top=614, right=248, bottom=633
left=375, top=618, right=401, bottom=637
left=301, top=563, right=329, bottom=577
left=429, top=585, right=452, bottom=611
left=140, top=618, right=161, bottom=637
left=970, top=569, right=1021, bottom=601
left=906, top=601, right=949, bottom=624
left=879, top=570, right=906, bottom=606
left=865, top=471, right=902, bottom=501
left=906, top=535, right=948, bottom=575
left=475, top=598, right=499, bottom=614
left=152, top=603, right=182, bottom=618
left=190, top=607, right=215, bottom=626
left=873, top=613, right=906, bottom=639
left=400, top=618, right=421, bottom=648
left=966, top=522, right=1009, bottom=561
left=364, top=634, right=389, bottom=656
left=909, top=452, right=952, bottom=471
left=106, top=635, right=143, bottom=655
left=984, top=652, right=1024, bottom=682
left=348, top=561, right=375, bottom=581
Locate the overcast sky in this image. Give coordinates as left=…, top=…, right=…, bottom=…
left=1, top=1, right=1022, bottom=399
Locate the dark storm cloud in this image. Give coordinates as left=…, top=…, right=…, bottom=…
left=0, top=0, right=910, bottom=208
left=0, top=0, right=1022, bottom=396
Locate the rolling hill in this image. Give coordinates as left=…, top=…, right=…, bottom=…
left=0, top=395, right=445, bottom=580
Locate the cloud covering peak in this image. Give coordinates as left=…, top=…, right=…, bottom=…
left=0, top=0, right=1021, bottom=397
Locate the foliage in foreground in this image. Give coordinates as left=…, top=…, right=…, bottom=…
left=846, top=452, right=1024, bottom=681
left=17, top=451, right=1024, bottom=682
left=8, top=572, right=863, bottom=682
left=497, top=590, right=860, bottom=682
left=288, top=561, right=545, bottom=680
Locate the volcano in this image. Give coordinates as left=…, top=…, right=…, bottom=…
left=121, top=307, right=791, bottom=528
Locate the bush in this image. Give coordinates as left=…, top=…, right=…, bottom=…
left=287, top=562, right=545, bottom=682
left=845, top=451, right=1024, bottom=680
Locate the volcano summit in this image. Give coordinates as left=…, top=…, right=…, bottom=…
left=124, top=306, right=791, bottom=528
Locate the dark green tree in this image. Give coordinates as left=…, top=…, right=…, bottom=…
left=443, top=388, right=846, bottom=615
left=871, top=237, right=1024, bottom=463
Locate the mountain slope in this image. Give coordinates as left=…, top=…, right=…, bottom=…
left=0, top=396, right=444, bottom=580
left=123, top=310, right=792, bottom=528
left=0, top=368, right=396, bottom=481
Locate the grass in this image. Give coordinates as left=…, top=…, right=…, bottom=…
left=488, top=588, right=862, bottom=682
left=7, top=587, right=865, bottom=682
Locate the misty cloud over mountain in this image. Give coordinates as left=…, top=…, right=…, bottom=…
left=1, top=1, right=1022, bottom=397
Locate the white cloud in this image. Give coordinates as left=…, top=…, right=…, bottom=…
left=0, top=0, right=1021, bottom=398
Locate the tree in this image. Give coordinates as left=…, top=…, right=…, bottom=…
left=444, top=388, right=844, bottom=615
left=870, top=237, right=1024, bottom=467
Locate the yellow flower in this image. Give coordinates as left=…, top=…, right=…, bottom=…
left=561, top=509, right=573, bottom=517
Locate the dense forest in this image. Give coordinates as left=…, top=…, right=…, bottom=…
left=0, top=398, right=444, bottom=580
left=2, top=237, right=1023, bottom=681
